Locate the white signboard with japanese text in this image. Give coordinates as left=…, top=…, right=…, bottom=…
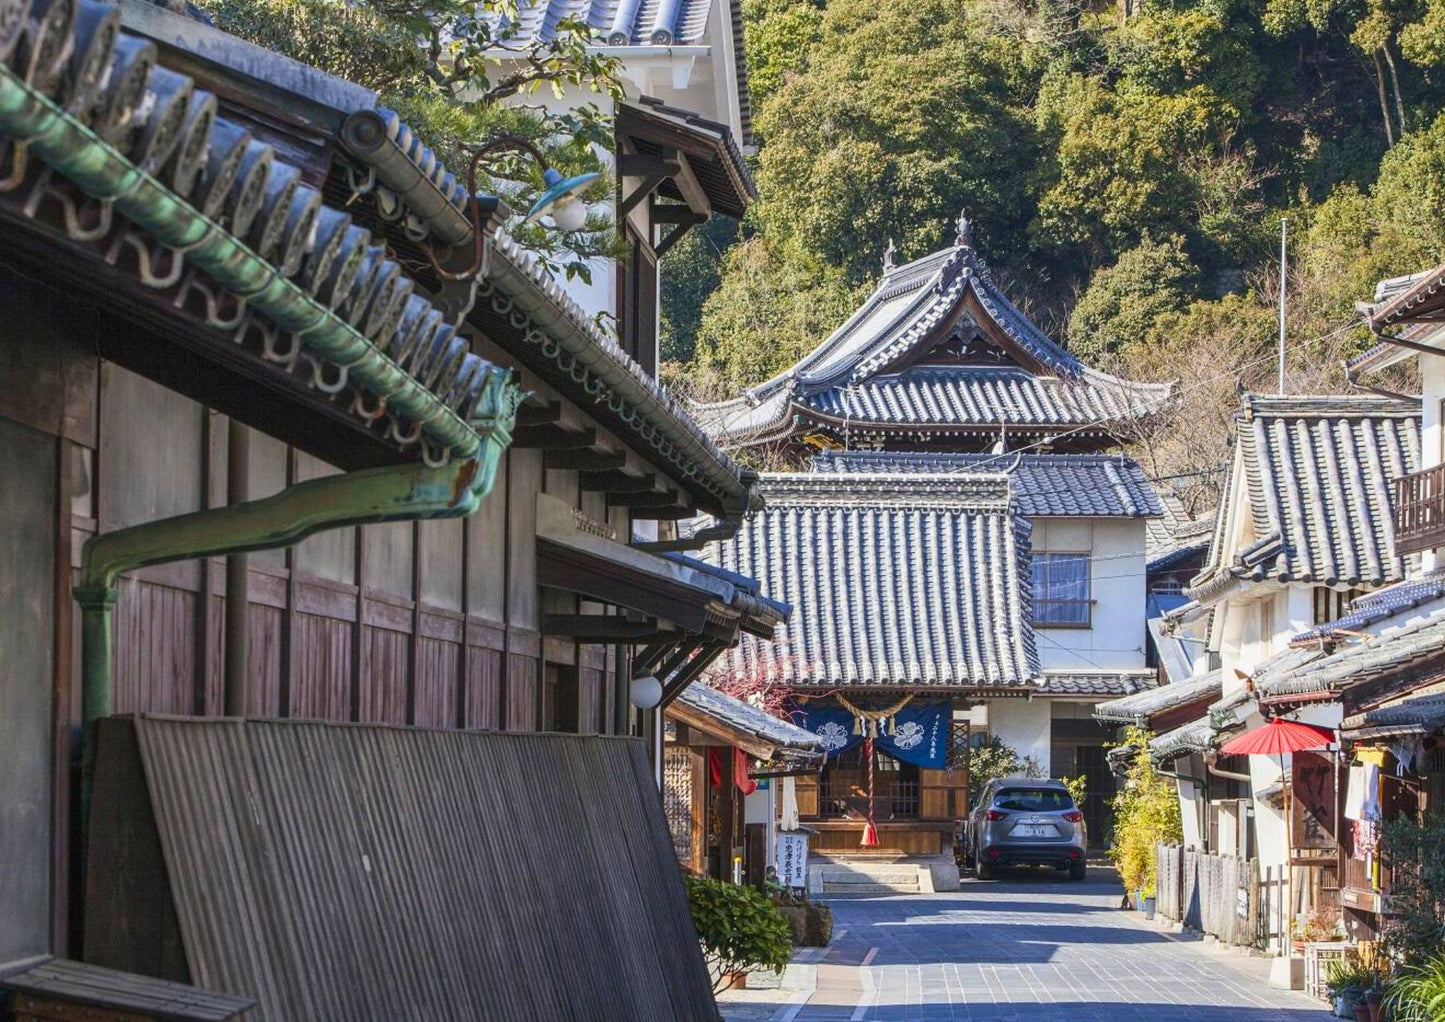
left=777, top=832, right=808, bottom=890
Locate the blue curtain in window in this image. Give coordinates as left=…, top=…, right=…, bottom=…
left=792, top=701, right=951, bottom=769
left=1035, top=553, right=1090, bottom=625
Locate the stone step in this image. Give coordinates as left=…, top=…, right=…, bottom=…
left=821, top=881, right=918, bottom=894
left=820, top=871, right=921, bottom=886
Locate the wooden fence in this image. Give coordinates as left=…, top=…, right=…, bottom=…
left=1155, top=844, right=1261, bottom=948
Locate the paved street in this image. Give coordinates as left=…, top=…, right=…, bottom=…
left=719, top=865, right=1330, bottom=1021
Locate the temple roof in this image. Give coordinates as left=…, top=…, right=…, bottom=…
left=703, top=473, right=1040, bottom=690
left=1188, top=395, right=1420, bottom=605
left=812, top=451, right=1163, bottom=518
left=693, top=224, right=1173, bottom=449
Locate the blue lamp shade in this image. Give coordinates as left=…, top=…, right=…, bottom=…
left=525, top=167, right=600, bottom=228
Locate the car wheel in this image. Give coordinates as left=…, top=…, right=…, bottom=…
left=977, top=860, right=996, bottom=881
left=1069, top=861, right=1087, bottom=881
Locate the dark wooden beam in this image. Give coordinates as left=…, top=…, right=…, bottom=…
left=629, top=503, right=699, bottom=521
left=608, top=488, right=680, bottom=510
left=581, top=470, right=655, bottom=495
left=543, top=614, right=674, bottom=642
left=660, top=641, right=727, bottom=710
left=546, top=447, right=627, bottom=472
left=516, top=401, right=562, bottom=428
left=513, top=425, right=598, bottom=450
left=635, top=636, right=683, bottom=675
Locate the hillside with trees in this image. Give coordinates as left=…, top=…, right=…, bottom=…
left=662, top=0, right=1445, bottom=484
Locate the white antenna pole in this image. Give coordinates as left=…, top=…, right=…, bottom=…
left=1278, top=217, right=1288, bottom=395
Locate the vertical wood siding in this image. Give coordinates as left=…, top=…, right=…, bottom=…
left=112, top=579, right=195, bottom=715
left=89, top=363, right=619, bottom=739
left=289, top=613, right=351, bottom=721
left=465, top=648, right=502, bottom=730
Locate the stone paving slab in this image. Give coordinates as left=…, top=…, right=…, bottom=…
left=718, top=865, right=1331, bottom=1022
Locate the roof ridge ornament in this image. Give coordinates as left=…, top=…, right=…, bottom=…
left=882, top=238, right=897, bottom=273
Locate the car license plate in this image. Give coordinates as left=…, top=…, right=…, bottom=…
left=1014, top=825, right=1050, bottom=837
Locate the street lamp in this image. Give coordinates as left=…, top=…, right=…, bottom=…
left=629, top=673, right=663, bottom=710
left=431, top=134, right=599, bottom=280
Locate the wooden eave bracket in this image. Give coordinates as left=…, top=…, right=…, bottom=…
left=618, top=148, right=711, bottom=220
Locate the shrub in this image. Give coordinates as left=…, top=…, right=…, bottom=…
left=685, top=875, right=793, bottom=992
left=967, top=736, right=1043, bottom=809
left=1381, top=812, right=1445, bottom=970
left=1386, top=953, right=1445, bottom=1022
left=1108, top=726, right=1182, bottom=897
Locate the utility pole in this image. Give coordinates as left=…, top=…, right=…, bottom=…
left=1278, top=218, right=1287, bottom=395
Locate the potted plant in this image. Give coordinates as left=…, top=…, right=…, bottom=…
left=1326, top=954, right=1371, bottom=1019
left=1384, top=950, right=1445, bottom=1022
left=685, top=875, right=792, bottom=993
left=1141, top=879, right=1157, bottom=920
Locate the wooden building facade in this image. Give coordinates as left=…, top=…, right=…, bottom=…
left=0, top=0, right=770, bottom=1003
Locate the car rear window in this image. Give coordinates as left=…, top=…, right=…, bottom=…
left=993, top=788, right=1073, bottom=812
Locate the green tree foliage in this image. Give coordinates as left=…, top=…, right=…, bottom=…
left=196, top=0, right=622, bottom=276
left=667, top=0, right=1445, bottom=429
left=967, top=736, right=1044, bottom=809
left=747, top=0, right=1040, bottom=286
left=686, top=236, right=862, bottom=396
left=685, top=875, right=793, bottom=991
left=1108, top=727, right=1183, bottom=898
left=1067, top=235, right=1199, bottom=361
left=661, top=216, right=739, bottom=365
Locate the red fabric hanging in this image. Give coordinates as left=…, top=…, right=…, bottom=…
left=860, top=737, right=879, bottom=847
left=708, top=747, right=724, bottom=788
left=734, top=748, right=758, bottom=796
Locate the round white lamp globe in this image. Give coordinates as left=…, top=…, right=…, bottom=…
left=629, top=673, right=663, bottom=710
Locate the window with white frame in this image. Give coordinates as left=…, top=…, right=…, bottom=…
left=1033, top=553, right=1091, bottom=627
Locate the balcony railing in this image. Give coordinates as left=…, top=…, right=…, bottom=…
left=1394, top=464, right=1445, bottom=555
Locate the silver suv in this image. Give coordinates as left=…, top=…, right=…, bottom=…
left=965, top=777, right=1087, bottom=881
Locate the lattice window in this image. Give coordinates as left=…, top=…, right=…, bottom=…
left=662, top=747, right=695, bottom=865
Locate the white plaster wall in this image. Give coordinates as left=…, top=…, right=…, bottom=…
left=745, top=786, right=775, bottom=869
left=1176, top=759, right=1206, bottom=851
left=987, top=699, right=1052, bottom=776
left=1033, top=518, right=1148, bottom=671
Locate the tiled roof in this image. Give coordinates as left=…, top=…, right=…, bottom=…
left=1094, top=670, right=1222, bottom=724
left=489, top=0, right=715, bottom=48
left=813, top=450, right=1158, bottom=515
left=810, top=452, right=1163, bottom=519
left=1342, top=691, right=1445, bottom=740
left=1291, top=571, right=1445, bottom=645
left=673, top=684, right=823, bottom=754
left=1188, top=394, right=1420, bottom=603
left=1367, top=264, right=1445, bottom=331
left=1148, top=690, right=1252, bottom=763
left=692, top=230, right=1172, bottom=446
left=704, top=473, right=1041, bottom=689
left=1039, top=670, right=1159, bottom=697
left=1144, top=478, right=1220, bottom=564
left=0, top=9, right=523, bottom=465
left=1256, top=607, right=1445, bottom=703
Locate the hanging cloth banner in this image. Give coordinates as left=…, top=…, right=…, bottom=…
left=794, top=699, right=951, bottom=769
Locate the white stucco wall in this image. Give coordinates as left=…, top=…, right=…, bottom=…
left=745, top=785, right=774, bottom=869
left=987, top=699, right=1052, bottom=776
left=1176, top=761, right=1206, bottom=851
left=1032, top=518, right=1147, bottom=671
left=485, top=6, right=745, bottom=329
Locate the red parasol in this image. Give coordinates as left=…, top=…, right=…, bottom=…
left=1218, top=715, right=1334, bottom=951
left=1219, top=718, right=1334, bottom=756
